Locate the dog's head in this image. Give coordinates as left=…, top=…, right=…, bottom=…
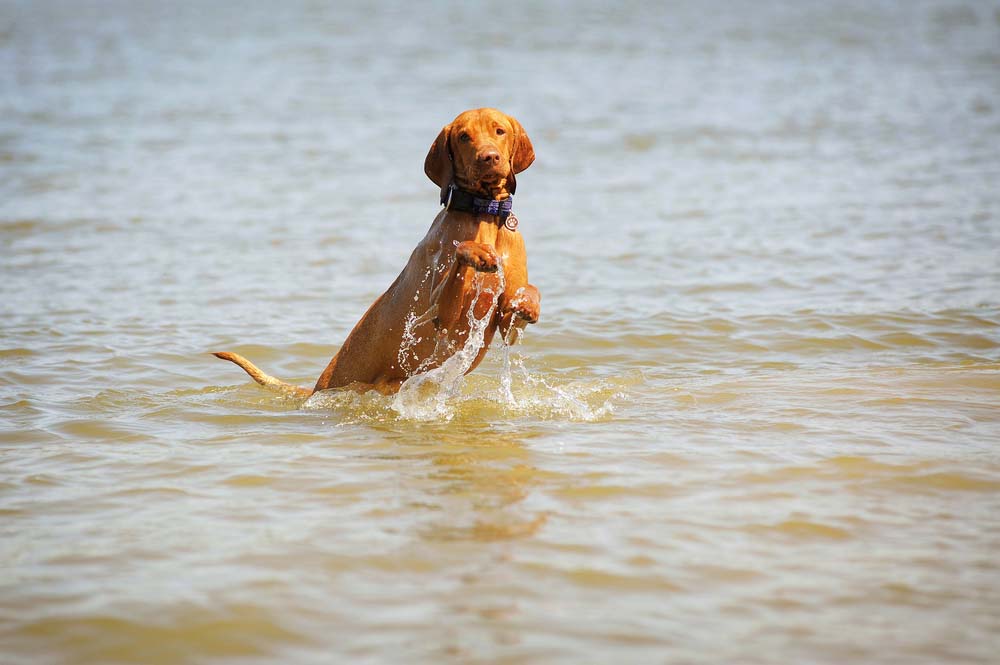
left=424, top=108, right=535, bottom=200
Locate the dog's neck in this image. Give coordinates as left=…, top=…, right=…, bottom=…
left=440, top=183, right=515, bottom=225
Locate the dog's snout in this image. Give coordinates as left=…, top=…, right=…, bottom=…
left=477, top=148, right=501, bottom=165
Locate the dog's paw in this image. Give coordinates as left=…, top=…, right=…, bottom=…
left=505, top=285, right=540, bottom=324
left=456, top=241, right=499, bottom=273
left=516, top=301, right=540, bottom=324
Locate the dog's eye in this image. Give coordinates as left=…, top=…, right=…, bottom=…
left=459, top=133, right=471, bottom=142
left=495, top=128, right=506, bottom=136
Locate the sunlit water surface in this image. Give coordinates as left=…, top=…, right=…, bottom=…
left=2, top=1, right=1000, bottom=663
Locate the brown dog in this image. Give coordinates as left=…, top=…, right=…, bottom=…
left=213, top=108, right=540, bottom=397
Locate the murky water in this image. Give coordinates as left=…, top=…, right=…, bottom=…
left=3, top=1, right=1000, bottom=663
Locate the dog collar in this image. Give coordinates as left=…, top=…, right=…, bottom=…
left=441, top=184, right=516, bottom=228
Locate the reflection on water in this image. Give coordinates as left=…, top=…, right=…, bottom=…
left=3, top=0, right=1000, bottom=663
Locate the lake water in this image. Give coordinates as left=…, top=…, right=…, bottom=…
left=2, top=1, right=1000, bottom=663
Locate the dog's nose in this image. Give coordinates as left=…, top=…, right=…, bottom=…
left=477, top=149, right=501, bottom=165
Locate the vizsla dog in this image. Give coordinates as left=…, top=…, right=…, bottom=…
left=213, top=108, right=540, bottom=397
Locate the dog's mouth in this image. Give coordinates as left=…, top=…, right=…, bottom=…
left=475, top=172, right=509, bottom=198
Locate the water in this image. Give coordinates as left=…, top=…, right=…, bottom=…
left=2, top=0, right=1000, bottom=662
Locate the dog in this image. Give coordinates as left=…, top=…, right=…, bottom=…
left=213, top=108, right=540, bottom=397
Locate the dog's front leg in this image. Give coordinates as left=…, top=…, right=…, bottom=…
left=494, top=230, right=539, bottom=344
left=498, top=284, right=540, bottom=344
left=432, top=241, right=500, bottom=332
left=454, top=240, right=499, bottom=273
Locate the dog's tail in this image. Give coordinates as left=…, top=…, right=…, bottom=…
left=212, top=351, right=313, bottom=398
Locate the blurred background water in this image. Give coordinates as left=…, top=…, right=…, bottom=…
left=2, top=0, right=999, bottom=663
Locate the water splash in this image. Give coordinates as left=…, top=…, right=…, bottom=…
left=309, top=253, right=628, bottom=423
left=397, top=265, right=436, bottom=376
left=489, top=348, right=621, bottom=422
left=498, top=342, right=516, bottom=406
left=397, top=309, right=423, bottom=375
left=391, top=262, right=505, bottom=421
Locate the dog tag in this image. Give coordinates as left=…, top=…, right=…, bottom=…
left=504, top=213, right=519, bottom=232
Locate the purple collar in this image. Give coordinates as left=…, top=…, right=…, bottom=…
left=441, top=184, right=514, bottom=223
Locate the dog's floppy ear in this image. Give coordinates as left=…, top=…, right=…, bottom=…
left=508, top=116, right=535, bottom=174
left=424, top=125, right=453, bottom=188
